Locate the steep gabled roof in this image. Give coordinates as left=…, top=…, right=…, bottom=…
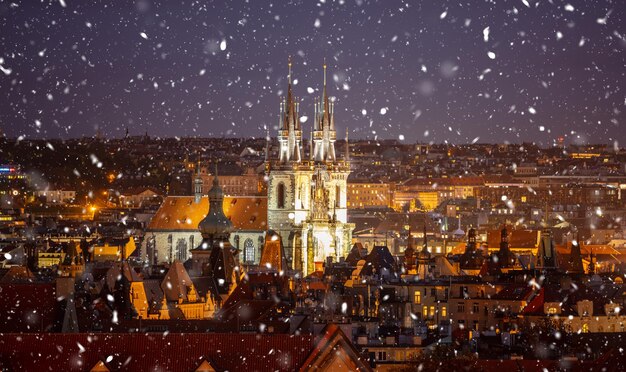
left=0, top=333, right=315, bottom=371
left=299, top=324, right=372, bottom=372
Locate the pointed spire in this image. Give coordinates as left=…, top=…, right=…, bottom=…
left=279, top=99, right=287, bottom=131
left=588, top=246, right=595, bottom=274
left=322, top=59, right=330, bottom=128
left=264, top=127, right=270, bottom=161
left=288, top=55, right=292, bottom=85
left=569, top=231, right=584, bottom=273
left=284, top=57, right=295, bottom=131
left=310, top=124, right=314, bottom=160
left=345, top=127, right=350, bottom=161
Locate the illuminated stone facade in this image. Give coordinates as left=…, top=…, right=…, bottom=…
left=267, top=61, right=353, bottom=275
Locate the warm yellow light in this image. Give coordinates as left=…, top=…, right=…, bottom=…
left=90, top=206, right=97, bottom=212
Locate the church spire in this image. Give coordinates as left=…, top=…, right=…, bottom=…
left=322, top=59, right=330, bottom=129
left=345, top=128, right=350, bottom=161
left=288, top=55, right=292, bottom=85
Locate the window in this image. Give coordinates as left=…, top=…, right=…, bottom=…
left=414, top=290, right=421, bottom=304
left=458, top=303, right=465, bottom=313
left=335, top=185, right=341, bottom=207
left=423, top=306, right=428, bottom=318
left=472, top=303, right=479, bottom=314
left=167, top=234, right=173, bottom=261
left=277, top=182, right=285, bottom=209
left=431, top=288, right=436, bottom=297
left=175, top=238, right=188, bottom=262
left=460, top=286, right=468, bottom=298
left=244, top=238, right=255, bottom=263
left=547, top=307, right=558, bottom=315
left=441, top=306, right=447, bottom=318
left=429, top=306, right=435, bottom=318
left=582, top=323, right=589, bottom=333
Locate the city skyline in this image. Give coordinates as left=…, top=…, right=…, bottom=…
left=1, top=1, right=623, bottom=144
left=2, top=2, right=626, bottom=370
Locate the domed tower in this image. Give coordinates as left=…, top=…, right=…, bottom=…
left=197, top=168, right=233, bottom=245
left=189, top=167, right=239, bottom=296
left=460, top=228, right=484, bottom=274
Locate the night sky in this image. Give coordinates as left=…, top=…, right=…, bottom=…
left=0, top=0, right=624, bottom=144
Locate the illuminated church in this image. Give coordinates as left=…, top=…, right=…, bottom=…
left=266, top=59, right=353, bottom=275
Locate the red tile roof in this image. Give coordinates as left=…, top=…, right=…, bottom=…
left=0, top=333, right=315, bottom=371
left=0, top=283, right=62, bottom=332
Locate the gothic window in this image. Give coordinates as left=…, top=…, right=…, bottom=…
left=277, top=182, right=285, bottom=209
left=147, top=235, right=156, bottom=265
left=167, top=234, right=173, bottom=262
left=244, top=238, right=255, bottom=263
left=176, top=238, right=188, bottom=262
left=189, top=235, right=194, bottom=250
left=335, top=185, right=341, bottom=207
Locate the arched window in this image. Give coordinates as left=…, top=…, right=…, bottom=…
left=277, top=182, right=285, bottom=209
left=176, top=238, right=188, bottom=262
left=336, top=185, right=341, bottom=207
left=167, top=234, right=173, bottom=262
left=244, top=238, right=255, bottom=263
left=147, top=235, right=156, bottom=265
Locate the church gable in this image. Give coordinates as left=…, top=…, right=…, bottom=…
left=89, top=360, right=111, bottom=372
left=299, top=324, right=372, bottom=372
left=195, top=359, right=217, bottom=372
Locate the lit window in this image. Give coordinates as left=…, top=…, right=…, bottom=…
left=582, top=323, right=589, bottom=333
left=547, top=307, right=558, bottom=314
left=423, top=306, right=428, bottom=318
left=441, top=306, right=447, bottom=317
left=414, top=290, right=421, bottom=304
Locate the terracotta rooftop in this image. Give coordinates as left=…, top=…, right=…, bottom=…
left=486, top=229, right=540, bottom=249
left=0, top=333, right=315, bottom=371
left=148, top=196, right=267, bottom=231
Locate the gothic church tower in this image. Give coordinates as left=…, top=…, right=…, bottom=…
left=267, top=59, right=353, bottom=275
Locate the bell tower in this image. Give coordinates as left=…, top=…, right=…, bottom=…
left=267, top=58, right=353, bottom=276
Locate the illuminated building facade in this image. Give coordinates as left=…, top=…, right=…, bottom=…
left=266, top=60, right=353, bottom=275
